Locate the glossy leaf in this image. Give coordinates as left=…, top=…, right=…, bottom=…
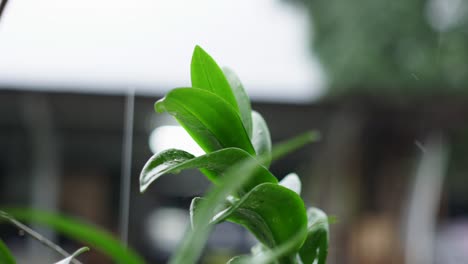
left=226, top=256, right=250, bottom=264
left=3, top=208, right=145, bottom=264
left=169, top=132, right=316, bottom=264
left=251, top=243, right=268, bottom=256
left=279, top=173, right=302, bottom=195
left=55, top=247, right=89, bottom=264
left=216, top=181, right=311, bottom=264
left=230, top=243, right=272, bottom=264
left=170, top=151, right=267, bottom=264
left=0, top=238, right=15, bottom=264
left=191, top=46, right=239, bottom=112
left=251, top=111, right=272, bottom=167
left=226, top=183, right=308, bottom=254
left=299, top=208, right=329, bottom=264
left=226, top=219, right=308, bottom=264
left=155, top=88, right=255, bottom=155
left=189, top=197, right=203, bottom=229
left=140, top=148, right=195, bottom=192
left=140, top=147, right=277, bottom=193
left=234, top=229, right=306, bottom=264
left=189, top=196, right=235, bottom=230
left=223, top=67, right=253, bottom=137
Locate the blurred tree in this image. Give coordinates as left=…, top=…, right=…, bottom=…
left=284, top=0, right=468, bottom=94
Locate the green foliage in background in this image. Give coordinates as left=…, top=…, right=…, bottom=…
left=140, top=46, right=329, bottom=264
left=0, top=209, right=145, bottom=264
left=285, top=0, right=468, bottom=93
left=0, top=237, right=15, bottom=264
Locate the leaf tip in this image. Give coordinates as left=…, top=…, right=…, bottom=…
left=54, top=247, right=90, bottom=264
left=77, top=246, right=90, bottom=255
left=192, top=45, right=209, bottom=61
left=305, top=130, right=321, bottom=143
left=279, top=172, right=302, bottom=195
left=139, top=162, right=154, bottom=194
left=139, top=183, right=147, bottom=194
left=154, top=98, right=166, bottom=113
left=193, top=44, right=205, bottom=54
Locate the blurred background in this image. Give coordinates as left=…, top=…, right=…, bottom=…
left=1, top=0, right=468, bottom=263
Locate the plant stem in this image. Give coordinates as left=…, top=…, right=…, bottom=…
left=0, top=211, right=82, bottom=264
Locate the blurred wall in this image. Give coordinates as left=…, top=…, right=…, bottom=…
left=1, top=90, right=468, bottom=263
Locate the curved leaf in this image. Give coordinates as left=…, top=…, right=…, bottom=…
left=3, top=208, right=145, bottom=264
left=226, top=183, right=308, bottom=256
left=251, top=111, right=272, bottom=167
left=226, top=255, right=250, bottom=264
left=139, top=148, right=195, bottom=192
left=299, top=208, right=329, bottom=264
left=270, top=131, right=320, bottom=162
left=189, top=196, right=235, bottom=230
left=279, top=173, right=302, bottom=195
left=223, top=67, right=253, bottom=137
left=155, top=88, right=255, bottom=155
left=226, top=243, right=278, bottom=264
left=140, top=148, right=277, bottom=193
left=55, top=247, right=89, bottom=264
left=0, top=238, right=15, bottom=264
left=170, top=150, right=269, bottom=264
left=169, top=132, right=316, bottom=264
left=232, top=230, right=305, bottom=264
left=189, top=197, right=204, bottom=229
left=191, top=46, right=239, bottom=112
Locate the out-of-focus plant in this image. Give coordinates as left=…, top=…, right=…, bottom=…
left=0, top=237, right=15, bottom=264
left=0, top=209, right=145, bottom=264
left=285, top=0, right=468, bottom=94
left=140, top=46, right=329, bottom=264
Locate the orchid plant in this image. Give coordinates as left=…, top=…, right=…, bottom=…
left=140, top=46, right=329, bottom=264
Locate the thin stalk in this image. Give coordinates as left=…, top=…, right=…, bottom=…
left=119, top=87, right=135, bottom=245
left=0, top=211, right=82, bottom=264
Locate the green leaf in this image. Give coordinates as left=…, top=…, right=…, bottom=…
left=0, top=238, right=15, bottom=264
left=226, top=183, right=308, bottom=255
left=227, top=243, right=284, bottom=264
left=155, top=88, right=255, bottom=155
left=170, top=154, right=266, bottom=264
left=251, top=111, right=272, bottom=167
left=139, top=148, right=195, bottom=192
left=192, top=183, right=309, bottom=264
left=298, top=208, right=329, bottom=264
left=190, top=185, right=309, bottom=263
left=188, top=196, right=234, bottom=230
left=189, top=197, right=204, bottom=229
left=279, top=173, right=301, bottom=195
left=270, top=131, right=320, bottom=162
left=228, top=229, right=306, bottom=264
left=227, top=256, right=251, bottom=264
left=55, top=247, right=89, bottom=264
left=169, top=132, right=316, bottom=264
left=191, top=46, right=239, bottom=112
left=140, top=147, right=277, bottom=193
left=2, top=208, right=145, bottom=264
left=223, top=67, right=253, bottom=137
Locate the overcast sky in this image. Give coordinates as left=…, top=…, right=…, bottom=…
left=0, top=0, right=325, bottom=102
